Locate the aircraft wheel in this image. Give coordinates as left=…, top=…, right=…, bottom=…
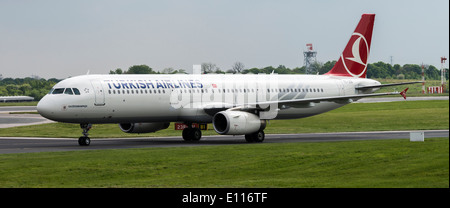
left=78, top=136, right=91, bottom=146
left=254, top=131, right=265, bottom=143
left=182, top=128, right=202, bottom=141
left=245, top=134, right=253, bottom=143
left=245, top=131, right=265, bottom=143
left=182, top=128, right=192, bottom=141
left=191, top=128, right=202, bottom=141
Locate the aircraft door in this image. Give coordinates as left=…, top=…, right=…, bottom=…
left=91, top=80, right=105, bottom=106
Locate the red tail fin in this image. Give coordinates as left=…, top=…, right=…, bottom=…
left=325, top=14, right=375, bottom=78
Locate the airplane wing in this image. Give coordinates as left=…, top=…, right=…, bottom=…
left=202, top=88, right=408, bottom=116
left=243, top=89, right=407, bottom=110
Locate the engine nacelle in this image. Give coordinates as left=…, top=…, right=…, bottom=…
left=213, top=111, right=266, bottom=135
left=119, top=122, right=170, bottom=133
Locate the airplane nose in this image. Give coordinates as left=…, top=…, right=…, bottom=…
left=37, top=95, right=56, bottom=120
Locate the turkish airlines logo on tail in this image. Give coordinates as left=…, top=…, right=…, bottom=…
left=341, top=32, right=370, bottom=78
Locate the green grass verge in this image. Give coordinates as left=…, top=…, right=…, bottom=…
left=0, top=138, right=447, bottom=188
left=0, top=100, right=447, bottom=138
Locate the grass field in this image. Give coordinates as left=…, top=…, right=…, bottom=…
left=0, top=138, right=447, bottom=188
left=0, top=100, right=447, bottom=138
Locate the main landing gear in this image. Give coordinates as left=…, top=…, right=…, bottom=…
left=182, top=127, right=202, bottom=141
left=181, top=125, right=264, bottom=143
left=78, top=123, right=92, bottom=146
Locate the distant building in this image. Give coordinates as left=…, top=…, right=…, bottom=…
left=0, top=96, right=34, bottom=103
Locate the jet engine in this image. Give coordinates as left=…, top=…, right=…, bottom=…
left=212, top=111, right=266, bottom=135
left=119, top=122, right=170, bottom=133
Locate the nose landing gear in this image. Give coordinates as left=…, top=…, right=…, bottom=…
left=79, top=123, right=92, bottom=146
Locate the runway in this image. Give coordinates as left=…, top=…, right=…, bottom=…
left=0, top=130, right=448, bottom=154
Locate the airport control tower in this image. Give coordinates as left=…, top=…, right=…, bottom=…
left=303, top=43, right=317, bottom=74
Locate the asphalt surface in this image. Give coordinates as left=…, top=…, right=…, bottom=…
left=0, top=130, right=448, bottom=154
left=0, top=106, right=54, bottom=128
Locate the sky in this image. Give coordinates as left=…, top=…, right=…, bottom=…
left=0, top=0, right=448, bottom=79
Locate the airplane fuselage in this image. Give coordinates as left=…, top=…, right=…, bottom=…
left=37, top=74, right=380, bottom=124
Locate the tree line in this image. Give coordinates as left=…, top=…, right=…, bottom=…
left=235, top=61, right=447, bottom=81
left=1, top=61, right=447, bottom=101
left=109, top=61, right=448, bottom=81
left=0, top=77, right=59, bottom=101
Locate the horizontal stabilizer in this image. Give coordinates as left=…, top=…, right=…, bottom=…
left=400, top=88, right=409, bottom=99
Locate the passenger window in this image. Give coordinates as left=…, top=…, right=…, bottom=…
left=52, top=88, right=65, bottom=94
left=64, top=88, right=74, bottom=95
left=73, top=88, right=81, bottom=95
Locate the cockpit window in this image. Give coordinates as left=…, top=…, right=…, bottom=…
left=50, top=88, right=81, bottom=95
left=52, top=88, right=65, bottom=94
left=73, top=88, right=81, bottom=95
left=64, top=88, right=74, bottom=95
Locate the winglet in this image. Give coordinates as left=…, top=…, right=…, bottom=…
left=400, top=88, right=409, bottom=100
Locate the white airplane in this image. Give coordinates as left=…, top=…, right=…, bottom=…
left=37, top=14, right=420, bottom=146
